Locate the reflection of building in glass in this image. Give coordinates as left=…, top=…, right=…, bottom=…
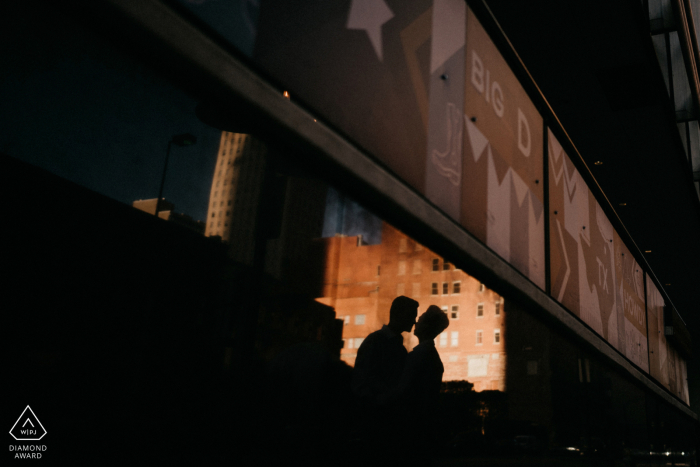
left=204, top=131, right=268, bottom=266
left=205, top=132, right=266, bottom=242
left=132, top=198, right=205, bottom=234
left=316, top=222, right=505, bottom=392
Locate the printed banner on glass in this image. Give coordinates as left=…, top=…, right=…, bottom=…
left=425, top=0, right=466, bottom=221
left=613, top=231, right=648, bottom=371
left=668, top=346, right=690, bottom=404
left=646, top=276, right=668, bottom=387
left=254, top=0, right=433, bottom=192
left=459, top=7, right=545, bottom=289
left=548, top=131, right=621, bottom=351
left=254, top=2, right=545, bottom=289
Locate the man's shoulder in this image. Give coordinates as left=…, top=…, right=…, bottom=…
left=359, top=329, right=386, bottom=347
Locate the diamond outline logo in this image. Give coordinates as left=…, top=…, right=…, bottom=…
left=9, top=406, right=47, bottom=441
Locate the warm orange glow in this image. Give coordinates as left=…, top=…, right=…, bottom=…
left=315, top=223, right=506, bottom=392
left=283, top=90, right=290, bottom=99
left=594, top=161, right=603, bottom=165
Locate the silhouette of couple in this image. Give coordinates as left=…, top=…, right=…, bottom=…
left=352, top=296, right=449, bottom=466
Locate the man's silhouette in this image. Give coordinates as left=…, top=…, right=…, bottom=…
left=350, top=296, right=418, bottom=466
left=352, top=296, right=418, bottom=406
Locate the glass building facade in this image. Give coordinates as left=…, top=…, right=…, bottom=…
left=3, top=0, right=699, bottom=465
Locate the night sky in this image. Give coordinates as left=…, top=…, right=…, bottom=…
left=0, top=2, right=220, bottom=222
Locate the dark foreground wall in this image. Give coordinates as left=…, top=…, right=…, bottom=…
left=2, top=154, right=343, bottom=465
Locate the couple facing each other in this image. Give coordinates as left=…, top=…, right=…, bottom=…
left=352, top=296, right=449, bottom=419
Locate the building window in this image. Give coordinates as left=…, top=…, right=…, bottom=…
left=355, top=314, right=366, bottom=325
left=354, top=338, right=364, bottom=348
left=347, top=339, right=354, bottom=349
left=344, top=316, right=350, bottom=325
left=397, top=283, right=405, bottom=296
left=431, top=283, right=438, bottom=295
left=377, top=265, right=381, bottom=276
left=453, top=282, right=461, bottom=294
left=398, top=261, right=406, bottom=275
left=226, top=210, right=230, bottom=216
left=479, top=283, right=485, bottom=292
left=220, top=201, right=224, bottom=207
left=495, top=301, right=501, bottom=316
left=451, top=331, right=459, bottom=346
left=440, top=306, right=448, bottom=312
left=476, top=330, right=483, bottom=345
left=442, top=282, right=448, bottom=295
left=451, top=305, right=459, bottom=319
left=217, top=221, right=221, bottom=227
left=211, top=212, right=216, bottom=218
left=494, top=329, right=501, bottom=344
left=227, top=200, right=232, bottom=206
left=224, top=222, right=228, bottom=227
left=399, top=238, right=407, bottom=252
left=477, top=303, right=484, bottom=317
left=413, top=259, right=422, bottom=274
left=432, top=258, right=439, bottom=271
left=439, top=332, right=448, bottom=347
left=443, top=261, right=450, bottom=271
left=412, top=283, right=420, bottom=298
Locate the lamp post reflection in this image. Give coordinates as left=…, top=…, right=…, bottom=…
left=155, top=133, right=197, bottom=217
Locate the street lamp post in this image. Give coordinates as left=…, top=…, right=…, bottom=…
left=155, top=133, right=197, bottom=218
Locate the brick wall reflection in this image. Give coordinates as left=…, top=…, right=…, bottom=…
left=315, top=222, right=506, bottom=392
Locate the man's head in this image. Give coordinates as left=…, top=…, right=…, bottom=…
left=414, top=305, right=450, bottom=342
left=388, top=296, right=419, bottom=333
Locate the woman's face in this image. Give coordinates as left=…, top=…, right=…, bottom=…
left=413, top=314, right=429, bottom=340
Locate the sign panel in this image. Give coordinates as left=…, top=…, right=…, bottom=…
left=667, top=347, right=689, bottom=403
left=254, top=0, right=432, bottom=193
left=460, top=8, right=545, bottom=289
left=425, top=0, right=466, bottom=221
left=613, top=231, right=648, bottom=371
left=548, top=131, right=620, bottom=349
left=646, top=276, right=668, bottom=387
left=254, top=2, right=545, bottom=288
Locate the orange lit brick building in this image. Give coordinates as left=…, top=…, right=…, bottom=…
left=316, top=223, right=505, bottom=392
